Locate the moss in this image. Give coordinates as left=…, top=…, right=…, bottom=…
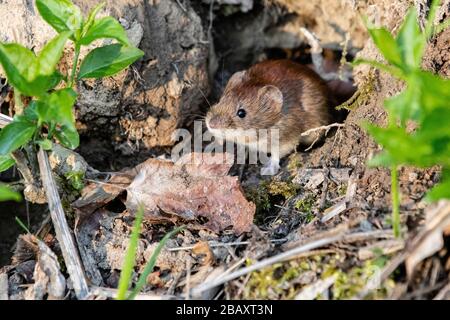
left=265, top=180, right=299, bottom=199
left=287, top=154, right=302, bottom=172
left=243, top=259, right=311, bottom=300
left=240, top=253, right=395, bottom=300
left=294, top=195, right=315, bottom=212
left=331, top=258, right=393, bottom=300
left=337, top=184, right=347, bottom=196
left=294, top=194, right=316, bottom=222
left=336, top=73, right=375, bottom=112
left=64, top=170, right=85, bottom=191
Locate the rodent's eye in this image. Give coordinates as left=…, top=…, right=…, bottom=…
left=236, top=108, right=246, bottom=118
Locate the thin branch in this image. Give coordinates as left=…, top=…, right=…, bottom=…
left=191, top=232, right=347, bottom=297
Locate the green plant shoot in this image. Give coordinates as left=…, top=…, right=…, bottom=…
left=356, top=0, right=450, bottom=237
left=0, top=0, right=144, bottom=177
left=116, top=205, right=184, bottom=300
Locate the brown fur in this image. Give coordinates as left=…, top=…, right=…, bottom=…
left=206, top=60, right=334, bottom=158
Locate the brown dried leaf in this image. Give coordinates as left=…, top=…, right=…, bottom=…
left=72, top=173, right=133, bottom=224
left=126, top=153, right=255, bottom=235
left=23, top=235, right=66, bottom=300
left=406, top=201, right=450, bottom=277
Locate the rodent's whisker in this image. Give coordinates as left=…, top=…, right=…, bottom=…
left=197, top=88, right=212, bottom=108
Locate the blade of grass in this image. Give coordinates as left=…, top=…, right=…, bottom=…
left=15, top=216, right=31, bottom=234
left=116, top=205, right=144, bottom=300
left=127, top=225, right=185, bottom=300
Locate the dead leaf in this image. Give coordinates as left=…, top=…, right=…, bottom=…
left=406, top=200, right=450, bottom=277
left=73, top=153, right=254, bottom=235
left=24, top=235, right=66, bottom=300
left=126, top=153, right=255, bottom=235
left=72, top=173, right=133, bottom=225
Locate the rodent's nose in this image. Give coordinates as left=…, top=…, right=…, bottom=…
left=207, top=115, right=221, bottom=129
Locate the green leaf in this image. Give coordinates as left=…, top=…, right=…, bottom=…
left=425, top=0, right=441, bottom=38
left=426, top=167, right=450, bottom=201
left=353, top=59, right=405, bottom=79
left=54, top=124, right=79, bottom=149
left=0, top=32, right=70, bottom=96
left=364, top=123, right=433, bottom=167
left=0, top=119, right=36, bottom=155
left=37, top=139, right=53, bottom=150
left=417, top=71, right=450, bottom=112
left=396, top=9, right=425, bottom=70
left=0, top=154, right=15, bottom=172
left=0, top=43, right=37, bottom=95
left=37, top=88, right=77, bottom=127
left=78, top=44, right=144, bottom=79
left=36, top=0, right=83, bottom=34
left=367, top=27, right=403, bottom=67
left=37, top=31, right=72, bottom=75
left=83, top=2, right=106, bottom=35
left=80, top=17, right=130, bottom=46
left=384, top=87, right=420, bottom=124
left=0, top=185, right=21, bottom=202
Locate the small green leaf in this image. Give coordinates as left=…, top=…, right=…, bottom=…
left=426, top=167, right=450, bottom=201
left=37, top=139, right=53, bottom=150
left=0, top=32, right=70, bottom=97
left=83, top=2, right=106, bottom=35
left=364, top=123, right=433, bottom=167
left=36, top=0, right=83, bottom=34
left=0, top=185, right=21, bottom=202
left=396, top=9, right=425, bottom=70
left=352, top=59, right=405, bottom=79
left=0, top=119, right=36, bottom=155
left=38, top=31, right=72, bottom=75
left=79, top=17, right=130, bottom=46
left=37, top=88, right=77, bottom=127
left=78, top=44, right=144, bottom=79
left=425, top=0, right=441, bottom=38
left=384, top=87, right=420, bottom=125
left=367, top=27, right=403, bottom=67
left=0, top=43, right=37, bottom=95
left=0, top=154, right=15, bottom=172
left=54, top=125, right=79, bottom=149
left=65, top=171, right=84, bottom=190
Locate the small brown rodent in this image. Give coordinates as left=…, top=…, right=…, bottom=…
left=206, top=59, right=335, bottom=175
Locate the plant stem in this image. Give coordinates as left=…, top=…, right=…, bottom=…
left=69, top=44, right=81, bottom=88
left=391, top=165, right=401, bottom=238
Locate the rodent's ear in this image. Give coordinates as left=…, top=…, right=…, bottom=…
left=226, top=71, right=246, bottom=89
left=258, top=85, right=283, bottom=112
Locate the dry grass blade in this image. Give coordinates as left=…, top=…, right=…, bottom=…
left=0, top=113, right=12, bottom=128
left=37, top=148, right=90, bottom=299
